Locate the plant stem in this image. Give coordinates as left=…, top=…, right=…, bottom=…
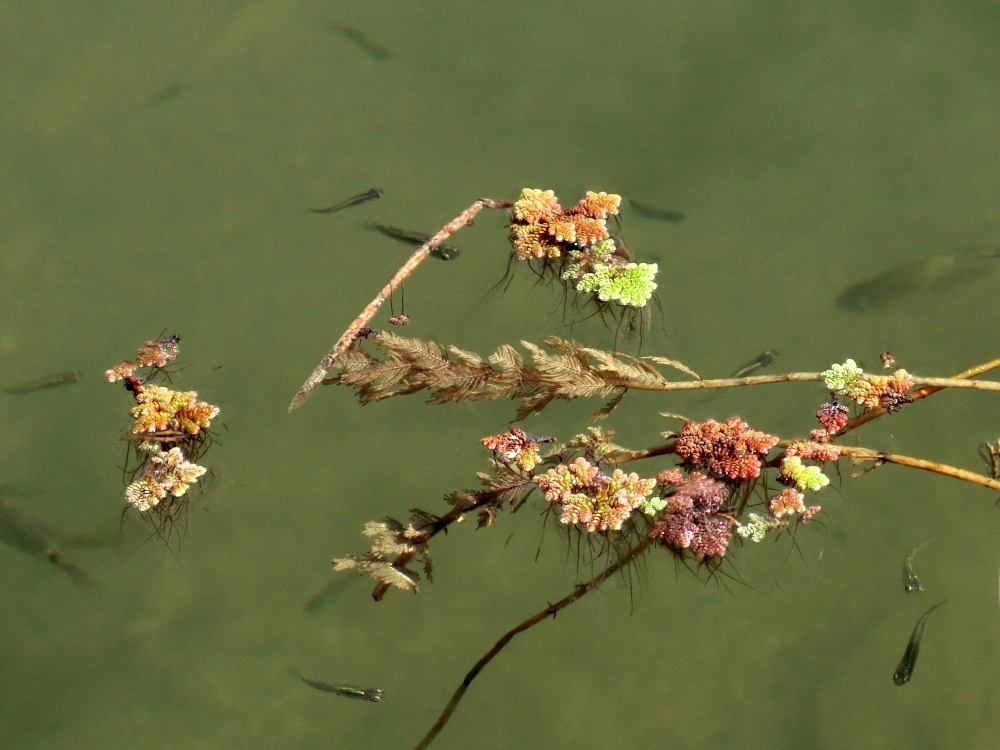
left=288, top=198, right=512, bottom=411
left=412, top=535, right=655, bottom=750
left=837, top=446, right=1000, bottom=491
left=626, top=372, right=1000, bottom=394
left=845, top=356, right=1000, bottom=431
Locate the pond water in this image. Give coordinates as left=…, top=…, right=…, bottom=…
left=2, top=1, right=999, bottom=748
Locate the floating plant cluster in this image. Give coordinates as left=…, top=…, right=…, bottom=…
left=331, top=339, right=949, bottom=598
left=106, top=337, right=219, bottom=527
left=508, top=188, right=659, bottom=310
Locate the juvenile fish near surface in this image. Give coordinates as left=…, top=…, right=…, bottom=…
left=902, top=538, right=934, bottom=593
left=308, top=188, right=382, bottom=215
left=893, top=599, right=946, bottom=686
left=695, top=350, right=778, bottom=406
left=367, top=223, right=460, bottom=260
left=292, top=668, right=384, bottom=702
left=0, top=500, right=94, bottom=585
left=836, top=248, right=1000, bottom=313
left=326, top=22, right=391, bottom=60
left=627, top=199, right=686, bottom=222
left=6, top=370, right=80, bottom=395
left=729, top=350, right=779, bottom=379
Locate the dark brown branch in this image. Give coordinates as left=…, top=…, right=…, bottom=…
left=412, top=534, right=655, bottom=750
left=368, top=473, right=535, bottom=601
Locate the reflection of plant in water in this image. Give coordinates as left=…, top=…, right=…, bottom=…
left=106, top=337, right=219, bottom=538
left=288, top=188, right=1000, bottom=749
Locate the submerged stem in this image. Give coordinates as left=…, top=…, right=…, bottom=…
left=412, top=535, right=655, bottom=750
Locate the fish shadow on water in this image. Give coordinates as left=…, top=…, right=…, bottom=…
left=835, top=247, right=1000, bottom=313
left=0, top=492, right=131, bottom=588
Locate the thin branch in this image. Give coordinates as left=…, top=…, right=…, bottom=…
left=366, top=471, right=536, bottom=601
left=845, top=356, right=1000, bottom=431
left=630, top=372, right=1000, bottom=393
left=288, top=198, right=513, bottom=411
left=412, top=535, right=655, bottom=750
left=838, top=446, right=1000, bottom=492
left=607, top=438, right=1000, bottom=493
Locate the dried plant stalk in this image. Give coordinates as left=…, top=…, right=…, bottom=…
left=323, top=332, right=1000, bottom=421
left=289, top=198, right=513, bottom=411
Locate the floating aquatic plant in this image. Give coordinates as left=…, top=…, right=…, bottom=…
left=575, top=261, right=659, bottom=308
left=124, top=446, right=208, bottom=512
left=534, top=457, right=657, bottom=532
left=280, top=187, right=1000, bottom=750
left=106, top=337, right=219, bottom=538
left=673, top=417, right=779, bottom=480
left=779, top=455, right=830, bottom=492
left=105, top=335, right=180, bottom=382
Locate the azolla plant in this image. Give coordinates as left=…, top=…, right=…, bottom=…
left=508, top=188, right=658, bottom=310
left=289, top=188, right=660, bottom=411
left=106, top=337, right=219, bottom=537
left=287, top=187, right=1000, bottom=750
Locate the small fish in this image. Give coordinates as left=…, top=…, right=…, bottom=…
left=836, top=248, right=1000, bottom=313
left=309, top=188, right=382, bottom=215
left=0, top=500, right=94, bottom=585
left=903, top=538, right=934, bottom=593
left=303, top=575, right=355, bottom=614
left=893, top=599, right=947, bottom=686
left=6, top=370, right=80, bottom=395
left=627, top=199, right=685, bottom=222
left=137, top=82, right=186, bottom=110
left=367, top=223, right=460, bottom=260
left=327, top=22, right=391, bottom=60
left=296, top=672, right=384, bottom=702
left=729, top=350, right=779, bottom=379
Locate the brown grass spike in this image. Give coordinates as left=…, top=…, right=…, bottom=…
left=288, top=198, right=513, bottom=411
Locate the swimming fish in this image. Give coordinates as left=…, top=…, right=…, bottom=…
left=0, top=500, right=95, bottom=585
left=627, top=199, right=685, bottom=222
left=902, top=538, right=934, bottom=593
left=6, top=370, right=80, bottom=395
left=326, top=23, right=391, bottom=60
left=695, top=350, right=779, bottom=406
left=367, top=223, right=460, bottom=260
left=836, top=249, right=1000, bottom=313
left=308, top=188, right=382, bottom=215
left=892, top=599, right=946, bottom=686
left=295, top=671, right=384, bottom=702
left=729, top=350, right=779, bottom=379
left=303, top=575, right=355, bottom=614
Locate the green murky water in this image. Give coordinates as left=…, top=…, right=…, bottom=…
left=2, top=2, right=1000, bottom=748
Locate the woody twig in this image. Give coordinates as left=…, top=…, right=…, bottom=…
left=288, top=198, right=512, bottom=411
